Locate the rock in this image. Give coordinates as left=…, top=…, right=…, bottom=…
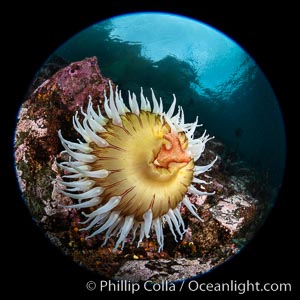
left=114, top=258, right=214, bottom=282
left=209, top=194, right=256, bottom=234
left=114, top=260, right=159, bottom=282
left=33, top=56, right=109, bottom=111
left=15, top=56, right=111, bottom=222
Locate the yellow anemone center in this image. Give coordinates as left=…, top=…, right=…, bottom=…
left=90, top=111, right=194, bottom=221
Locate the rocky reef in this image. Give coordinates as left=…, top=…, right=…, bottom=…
left=15, top=56, right=110, bottom=219
left=15, top=56, right=271, bottom=282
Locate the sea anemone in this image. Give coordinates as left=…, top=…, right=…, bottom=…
left=56, top=81, right=217, bottom=252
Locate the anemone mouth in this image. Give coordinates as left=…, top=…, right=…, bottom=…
left=56, top=81, right=217, bottom=252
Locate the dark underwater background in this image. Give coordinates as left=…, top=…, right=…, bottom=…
left=6, top=4, right=296, bottom=297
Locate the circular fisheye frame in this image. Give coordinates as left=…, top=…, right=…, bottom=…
left=14, top=12, right=286, bottom=282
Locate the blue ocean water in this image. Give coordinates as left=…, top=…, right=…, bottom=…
left=53, top=13, right=286, bottom=189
